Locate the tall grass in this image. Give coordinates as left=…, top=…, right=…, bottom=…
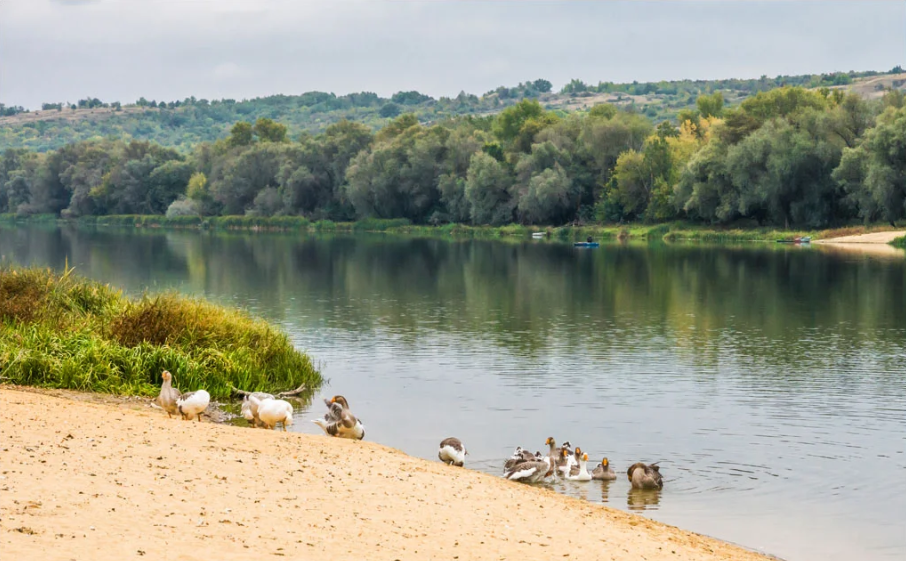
left=0, top=266, right=321, bottom=397
left=891, top=236, right=906, bottom=249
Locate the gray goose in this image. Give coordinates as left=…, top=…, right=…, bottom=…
left=504, top=455, right=551, bottom=484
left=156, top=370, right=181, bottom=418
left=627, top=462, right=663, bottom=490
left=312, top=395, right=364, bottom=440
left=592, top=457, right=617, bottom=481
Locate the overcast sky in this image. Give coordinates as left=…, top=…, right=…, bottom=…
left=1, top=0, right=903, bottom=109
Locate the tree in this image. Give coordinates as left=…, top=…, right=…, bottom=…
left=532, top=79, right=553, bottom=94
left=464, top=152, right=513, bottom=225
left=253, top=118, right=288, bottom=143
left=379, top=103, right=402, bottom=118
left=229, top=121, right=254, bottom=147
left=696, top=91, right=724, bottom=118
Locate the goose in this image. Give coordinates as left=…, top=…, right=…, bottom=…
left=504, top=455, right=551, bottom=484
left=556, top=445, right=577, bottom=476
left=240, top=392, right=274, bottom=428
left=177, top=389, right=210, bottom=422
left=256, top=398, right=294, bottom=431
left=627, top=462, right=663, bottom=490
left=503, top=446, right=537, bottom=471
left=545, top=437, right=559, bottom=469
left=312, top=395, right=364, bottom=440
left=438, top=437, right=468, bottom=467
left=592, top=457, right=617, bottom=481
left=156, top=370, right=181, bottom=418
left=566, top=453, right=592, bottom=481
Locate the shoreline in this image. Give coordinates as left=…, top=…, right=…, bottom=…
left=1, top=387, right=776, bottom=561
left=3, top=213, right=905, bottom=246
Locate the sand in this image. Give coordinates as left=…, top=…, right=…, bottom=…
left=813, top=231, right=906, bottom=244
left=1, top=387, right=773, bottom=561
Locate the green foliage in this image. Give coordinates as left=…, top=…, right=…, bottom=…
left=697, top=91, right=724, bottom=118
left=0, top=266, right=321, bottom=396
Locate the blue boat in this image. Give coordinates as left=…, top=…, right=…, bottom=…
left=574, top=242, right=600, bottom=248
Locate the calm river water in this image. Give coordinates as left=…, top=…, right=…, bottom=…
left=2, top=224, right=905, bottom=561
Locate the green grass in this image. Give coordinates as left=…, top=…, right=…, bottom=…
left=0, top=265, right=322, bottom=398
left=891, top=236, right=906, bottom=248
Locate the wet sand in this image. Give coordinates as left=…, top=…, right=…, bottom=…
left=1, top=388, right=774, bottom=561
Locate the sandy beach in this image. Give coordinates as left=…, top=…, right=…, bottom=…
left=1, top=387, right=773, bottom=561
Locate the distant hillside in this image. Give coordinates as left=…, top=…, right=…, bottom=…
left=1, top=68, right=902, bottom=152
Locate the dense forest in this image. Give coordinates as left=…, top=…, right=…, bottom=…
left=1, top=83, right=905, bottom=229
left=1, top=69, right=902, bottom=153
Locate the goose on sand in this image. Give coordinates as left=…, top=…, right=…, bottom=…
left=627, top=462, right=664, bottom=490
left=256, top=398, right=294, bottom=431
left=438, top=437, right=468, bottom=467
left=241, top=392, right=275, bottom=428
left=312, top=395, right=365, bottom=440
left=156, top=370, right=181, bottom=418
left=177, top=389, right=210, bottom=422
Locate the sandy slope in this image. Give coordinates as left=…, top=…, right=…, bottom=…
left=814, top=231, right=906, bottom=244
left=0, top=388, right=772, bottom=561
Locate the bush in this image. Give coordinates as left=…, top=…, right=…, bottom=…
left=0, top=266, right=322, bottom=397
left=165, top=197, right=200, bottom=218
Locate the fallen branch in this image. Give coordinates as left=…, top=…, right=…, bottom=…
left=229, top=383, right=308, bottom=399
left=276, top=383, right=308, bottom=398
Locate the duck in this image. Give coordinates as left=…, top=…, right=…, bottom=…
left=256, top=398, right=294, bottom=431
left=438, top=437, right=468, bottom=467
left=156, top=370, right=181, bottom=418
left=240, top=392, right=274, bottom=428
left=177, top=389, right=210, bottom=422
left=504, top=455, right=551, bottom=484
left=566, top=453, right=592, bottom=481
left=312, top=395, right=365, bottom=440
left=592, top=457, right=617, bottom=481
left=627, top=462, right=664, bottom=490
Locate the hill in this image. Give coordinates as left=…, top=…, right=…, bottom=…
left=1, top=68, right=903, bottom=152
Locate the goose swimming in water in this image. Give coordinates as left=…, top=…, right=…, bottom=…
left=312, top=395, right=365, bottom=440
left=177, top=389, right=210, bottom=422
left=438, top=437, right=468, bottom=467
left=627, top=462, right=663, bottom=490
left=566, top=453, right=592, bottom=481
left=503, top=446, right=537, bottom=471
left=156, top=370, right=181, bottom=418
left=240, top=392, right=274, bottom=428
left=257, top=398, right=294, bottom=431
left=592, top=457, right=617, bottom=481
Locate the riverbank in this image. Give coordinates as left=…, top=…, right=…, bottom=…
left=5, top=213, right=906, bottom=244
left=0, top=387, right=775, bottom=561
left=0, top=266, right=320, bottom=397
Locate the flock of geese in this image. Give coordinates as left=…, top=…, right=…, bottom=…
left=439, top=436, right=664, bottom=490
left=156, top=371, right=661, bottom=490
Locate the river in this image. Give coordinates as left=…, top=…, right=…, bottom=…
left=2, top=223, right=905, bottom=561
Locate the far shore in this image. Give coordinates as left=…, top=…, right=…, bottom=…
left=3, top=213, right=906, bottom=247
left=1, top=387, right=776, bottom=561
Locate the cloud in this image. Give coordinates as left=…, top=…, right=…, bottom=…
left=0, top=0, right=903, bottom=108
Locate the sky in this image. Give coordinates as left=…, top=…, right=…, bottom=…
left=1, top=0, right=904, bottom=109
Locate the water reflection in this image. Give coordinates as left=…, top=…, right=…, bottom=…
left=2, top=224, right=905, bottom=561
left=627, top=488, right=662, bottom=511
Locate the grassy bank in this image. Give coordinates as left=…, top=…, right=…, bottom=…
left=0, top=266, right=321, bottom=397
left=891, top=236, right=906, bottom=248
left=3, top=213, right=903, bottom=244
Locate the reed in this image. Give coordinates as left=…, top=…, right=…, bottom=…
left=0, top=266, right=321, bottom=397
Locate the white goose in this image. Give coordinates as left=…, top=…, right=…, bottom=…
left=256, top=398, right=294, bottom=431
left=566, top=452, right=592, bottom=481
left=240, top=392, right=274, bottom=428
left=177, top=389, right=210, bottom=421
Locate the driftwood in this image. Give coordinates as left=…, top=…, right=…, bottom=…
left=230, top=383, right=308, bottom=399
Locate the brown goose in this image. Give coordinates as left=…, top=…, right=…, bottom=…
left=627, top=462, right=663, bottom=490
left=503, top=446, right=537, bottom=471
left=504, top=455, right=551, bottom=484
left=438, top=437, right=468, bottom=466
left=312, top=395, right=365, bottom=440
left=156, top=370, right=181, bottom=418
left=592, top=457, right=617, bottom=481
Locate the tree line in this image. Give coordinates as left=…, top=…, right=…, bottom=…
left=1, top=85, right=904, bottom=229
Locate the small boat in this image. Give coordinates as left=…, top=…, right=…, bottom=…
left=574, top=242, right=600, bottom=248
left=532, top=232, right=545, bottom=239
left=776, top=236, right=811, bottom=244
